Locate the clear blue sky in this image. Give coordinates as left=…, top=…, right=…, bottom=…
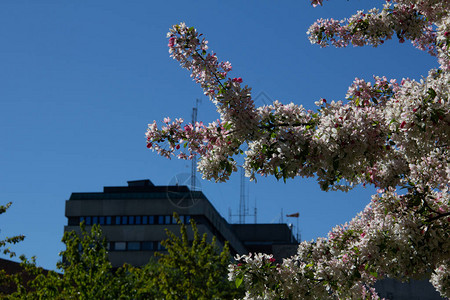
left=0, top=1, right=437, bottom=270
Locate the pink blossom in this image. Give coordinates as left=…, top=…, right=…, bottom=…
left=168, top=37, right=175, bottom=47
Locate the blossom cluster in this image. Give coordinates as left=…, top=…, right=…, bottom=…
left=146, top=117, right=239, bottom=181
left=431, top=262, right=450, bottom=298
left=306, top=0, right=450, bottom=70
left=232, top=188, right=449, bottom=299
left=166, top=23, right=259, bottom=140
left=146, top=0, right=450, bottom=298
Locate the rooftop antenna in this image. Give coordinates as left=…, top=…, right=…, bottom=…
left=239, top=167, right=246, bottom=223
left=191, top=99, right=201, bottom=191
left=254, top=197, right=257, bottom=224
left=229, top=167, right=257, bottom=224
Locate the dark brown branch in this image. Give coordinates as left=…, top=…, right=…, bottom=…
left=427, top=211, right=450, bottom=223
left=222, top=122, right=315, bottom=136
left=260, top=122, right=315, bottom=129
left=422, top=199, right=439, bottom=215
left=194, top=50, right=226, bottom=90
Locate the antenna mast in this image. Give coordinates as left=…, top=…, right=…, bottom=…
left=239, top=168, right=246, bottom=224
left=229, top=167, right=257, bottom=224
left=191, top=99, right=200, bottom=190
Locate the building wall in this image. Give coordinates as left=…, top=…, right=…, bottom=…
left=375, top=278, right=444, bottom=300
left=64, top=223, right=220, bottom=267
left=64, top=180, right=299, bottom=267
left=231, top=223, right=299, bottom=261
left=64, top=180, right=249, bottom=267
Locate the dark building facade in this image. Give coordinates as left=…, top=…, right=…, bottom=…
left=64, top=179, right=298, bottom=267
left=232, top=224, right=299, bottom=260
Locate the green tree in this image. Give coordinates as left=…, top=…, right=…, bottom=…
left=0, top=202, right=26, bottom=295
left=0, top=203, right=25, bottom=258
left=5, top=223, right=137, bottom=299
left=150, top=213, right=244, bottom=299
left=4, top=215, right=243, bottom=299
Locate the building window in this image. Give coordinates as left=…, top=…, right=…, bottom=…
left=157, top=242, right=165, bottom=251
left=128, top=242, right=140, bottom=251
left=115, top=242, right=126, bottom=251
left=74, top=215, right=185, bottom=227
left=68, top=217, right=79, bottom=226
left=141, top=241, right=154, bottom=251
left=107, top=241, right=173, bottom=252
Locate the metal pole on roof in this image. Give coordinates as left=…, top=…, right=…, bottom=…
left=239, top=167, right=245, bottom=224
left=191, top=99, right=201, bottom=191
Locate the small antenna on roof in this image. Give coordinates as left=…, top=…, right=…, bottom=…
left=191, top=98, right=201, bottom=191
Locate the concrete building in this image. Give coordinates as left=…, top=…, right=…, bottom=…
left=64, top=179, right=298, bottom=267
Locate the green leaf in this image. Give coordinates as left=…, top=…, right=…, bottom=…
left=226, top=162, right=232, bottom=173
left=235, top=275, right=243, bottom=288
left=427, top=88, right=436, bottom=100
left=332, top=157, right=339, bottom=170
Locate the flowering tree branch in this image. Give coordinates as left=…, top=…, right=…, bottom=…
left=146, top=0, right=450, bottom=298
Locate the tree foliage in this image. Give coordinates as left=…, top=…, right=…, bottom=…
left=3, top=224, right=127, bottom=299
left=153, top=213, right=243, bottom=299
left=0, top=203, right=25, bottom=258
left=2, top=216, right=242, bottom=299
left=0, top=202, right=26, bottom=295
